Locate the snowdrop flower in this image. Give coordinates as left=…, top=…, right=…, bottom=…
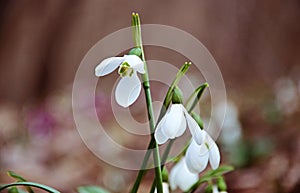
left=95, top=55, right=145, bottom=107
left=169, top=157, right=199, bottom=192
left=274, top=77, right=298, bottom=115
left=154, top=182, right=170, bottom=193
left=215, top=101, right=242, bottom=146
left=186, top=131, right=220, bottom=173
left=154, top=104, right=205, bottom=145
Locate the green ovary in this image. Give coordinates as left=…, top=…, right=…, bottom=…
left=118, top=62, right=134, bottom=77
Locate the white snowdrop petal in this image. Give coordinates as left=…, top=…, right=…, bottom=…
left=115, top=73, right=141, bottom=107
left=209, top=142, right=221, bottom=170
left=154, top=118, right=169, bottom=144
left=169, top=159, right=182, bottom=190
left=123, top=55, right=145, bottom=73
left=186, top=140, right=209, bottom=173
left=169, top=158, right=198, bottom=192
left=204, top=132, right=221, bottom=170
left=176, top=113, right=187, bottom=137
left=212, top=185, right=219, bottom=193
left=95, top=57, right=124, bottom=76
left=184, top=109, right=205, bottom=145
left=177, top=159, right=199, bottom=191
left=133, top=62, right=145, bottom=74
left=162, top=183, right=170, bottom=193
left=162, top=104, right=185, bottom=139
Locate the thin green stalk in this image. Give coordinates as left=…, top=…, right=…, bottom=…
left=131, top=12, right=163, bottom=193
left=130, top=138, right=155, bottom=193
left=149, top=139, right=175, bottom=193
left=130, top=13, right=193, bottom=192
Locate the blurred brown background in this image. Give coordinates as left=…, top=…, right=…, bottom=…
left=0, top=0, right=299, bottom=193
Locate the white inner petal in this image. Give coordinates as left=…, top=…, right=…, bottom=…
left=176, top=108, right=187, bottom=137
left=95, top=57, right=124, bottom=76
left=206, top=134, right=221, bottom=170
left=169, top=158, right=182, bottom=190
left=183, top=109, right=205, bottom=144
left=177, top=158, right=199, bottom=191
left=154, top=116, right=169, bottom=145
left=186, top=140, right=209, bottom=173
left=115, top=73, right=141, bottom=107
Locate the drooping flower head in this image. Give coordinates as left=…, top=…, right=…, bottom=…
left=95, top=54, right=145, bottom=107
left=154, top=87, right=205, bottom=145
left=154, top=104, right=205, bottom=145
left=185, top=131, right=221, bottom=173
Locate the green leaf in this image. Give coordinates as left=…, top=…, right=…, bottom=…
left=7, top=171, right=27, bottom=182
left=9, top=187, right=19, bottom=193
left=184, top=165, right=234, bottom=193
left=191, top=112, right=204, bottom=129
left=161, top=62, right=191, bottom=114
left=77, top=186, right=110, bottom=193
left=185, top=82, right=209, bottom=112
left=0, top=182, right=60, bottom=193
left=217, top=177, right=227, bottom=191
left=204, top=165, right=234, bottom=178
left=9, top=187, right=28, bottom=193
left=171, top=86, right=183, bottom=104
left=7, top=171, right=34, bottom=193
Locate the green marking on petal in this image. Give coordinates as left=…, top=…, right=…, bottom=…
left=205, top=142, right=210, bottom=149
left=118, top=62, right=134, bottom=77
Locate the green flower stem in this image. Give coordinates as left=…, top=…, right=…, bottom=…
left=0, top=182, right=60, bottom=193
left=131, top=12, right=163, bottom=193
left=149, top=139, right=174, bottom=193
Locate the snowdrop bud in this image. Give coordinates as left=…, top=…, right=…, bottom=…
left=205, top=184, right=213, bottom=193
left=162, top=167, right=169, bottom=182
left=172, top=86, right=183, bottom=104
left=129, top=47, right=142, bottom=57
left=191, top=112, right=204, bottom=129
left=217, top=177, right=227, bottom=191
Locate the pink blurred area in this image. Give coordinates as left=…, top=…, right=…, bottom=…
left=0, top=1, right=300, bottom=193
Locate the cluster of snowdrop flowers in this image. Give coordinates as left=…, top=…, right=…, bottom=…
left=94, top=47, right=226, bottom=192
left=95, top=53, right=145, bottom=107
left=154, top=87, right=221, bottom=191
